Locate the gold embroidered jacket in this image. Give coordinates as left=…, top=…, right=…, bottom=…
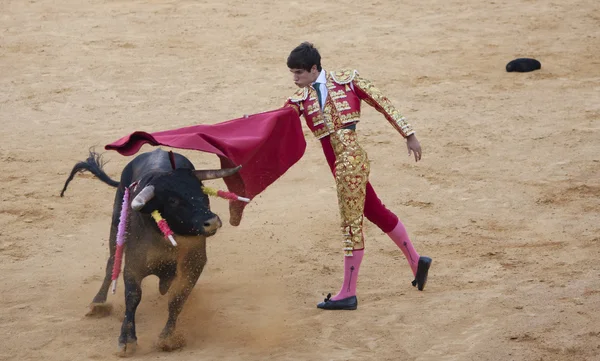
left=284, top=69, right=414, bottom=139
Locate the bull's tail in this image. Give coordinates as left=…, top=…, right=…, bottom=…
left=60, top=150, right=120, bottom=197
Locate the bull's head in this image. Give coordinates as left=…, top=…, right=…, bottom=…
left=130, top=166, right=240, bottom=237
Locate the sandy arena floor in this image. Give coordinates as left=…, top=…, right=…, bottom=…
left=1, top=0, right=599, bottom=360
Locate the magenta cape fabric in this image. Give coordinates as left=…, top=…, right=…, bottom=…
left=105, top=107, right=306, bottom=221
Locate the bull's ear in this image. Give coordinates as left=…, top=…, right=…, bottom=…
left=131, top=185, right=155, bottom=211
left=194, top=165, right=242, bottom=181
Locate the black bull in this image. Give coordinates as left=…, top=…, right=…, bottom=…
left=60, top=149, right=240, bottom=355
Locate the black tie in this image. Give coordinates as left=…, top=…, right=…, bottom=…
left=312, top=82, right=323, bottom=108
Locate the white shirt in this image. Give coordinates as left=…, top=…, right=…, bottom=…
left=311, top=70, right=328, bottom=109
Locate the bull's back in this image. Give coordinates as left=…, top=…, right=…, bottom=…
left=120, top=149, right=195, bottom=185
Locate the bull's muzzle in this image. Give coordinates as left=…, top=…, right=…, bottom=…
left=203, top=215, right=222, bottom=236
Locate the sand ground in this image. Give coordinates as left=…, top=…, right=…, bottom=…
left=1, top=0, right=600, bottom=360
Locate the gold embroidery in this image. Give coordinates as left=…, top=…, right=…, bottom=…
left=335, top=100, right=351, bottom=112
left=322, top=102, right=337, bottom=131
left=330, top=69, right=358, bottom=85
left=313, top=127, right=330, bottom=139
left=311, top=113, right=324, bottom=126
left=353, top=73, right=414, bottom=137
left=307, top=102, right=320, bottom=115
left=300, top=73, right=365, bottom=139
left=329, top=89, right=347, bottom=100
left=339, top=111, right=360, bottom=124
left=330, top=129, right=370, bottom=256
left=289, top=88, right=308, bottom=103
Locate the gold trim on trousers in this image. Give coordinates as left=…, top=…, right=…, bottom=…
left=330, top=128, right=370, bottom=256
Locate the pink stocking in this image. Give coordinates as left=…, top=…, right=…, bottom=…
left=387, top=221, right=420, bottom=276
left=331, top=249, right=364, bottom=301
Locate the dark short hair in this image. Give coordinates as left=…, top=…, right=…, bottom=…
left=287, top=42, right=322, bottom=72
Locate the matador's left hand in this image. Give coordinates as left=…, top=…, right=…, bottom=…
left=406, top=134, right=422, bottom=162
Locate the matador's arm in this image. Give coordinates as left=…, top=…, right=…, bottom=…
left=351, top=71, right=414, bottom=138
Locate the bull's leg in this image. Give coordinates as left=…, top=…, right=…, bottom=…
left=117, top=268, right=143, bottom=357
left=88, top=190, right=122, bottom=317
left=86, top=254, right=116, bottom=317
left=158, top=247, right=207, bottom=351
left=92, top=252, right=115, bottom=303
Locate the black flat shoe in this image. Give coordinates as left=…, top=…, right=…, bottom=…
left=317, top=293, right=358, bottom=310
left=412, top=256, right=432, bottom=291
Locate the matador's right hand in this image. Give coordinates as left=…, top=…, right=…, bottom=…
left=406, top=134, right=422, bottom=162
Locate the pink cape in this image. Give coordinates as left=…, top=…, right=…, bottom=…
left=105, top=107, right=306, bottom=225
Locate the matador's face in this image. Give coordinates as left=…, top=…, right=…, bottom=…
left=289, top=65, right=319, bottom=88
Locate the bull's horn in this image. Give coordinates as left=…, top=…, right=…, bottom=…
left=131, top=185, right=155, bottom=211
left=194, top=165, right=242, bottom=181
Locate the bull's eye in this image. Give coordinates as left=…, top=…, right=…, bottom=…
left=167, top=197, right=181, bottom=208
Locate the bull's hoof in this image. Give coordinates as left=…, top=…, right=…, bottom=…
left=157, top=333, right=186, bottom=352
left=86, top=302, right=113, bottom=318
left=116, top=341, right=137, bottom=357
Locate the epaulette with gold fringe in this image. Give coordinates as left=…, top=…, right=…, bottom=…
left=289, top=88, right=308, bottom=102
left=330, top=69, right=359, bottom=85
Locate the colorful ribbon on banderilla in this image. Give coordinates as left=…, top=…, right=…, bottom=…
left=110, top=184, right=250, bottom=294
left=201, top=186, right=250, bottom=203
left=111, top=186, right=131, bottom=294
